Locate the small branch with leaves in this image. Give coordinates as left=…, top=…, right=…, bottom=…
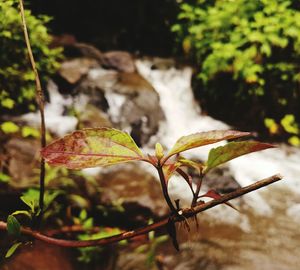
left=0, top=174, right=282, bottom=248
left=2, top=0, right=282, bottom=259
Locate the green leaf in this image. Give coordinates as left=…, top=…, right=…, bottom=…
left=0, top=172, right=10, bottom=183
left=155, top=143, right=164, bottom=160
left=1, top=121, right=19, bottom=134
left=12, top=210, right=32, bottom=219
left=178, top=157, right=202, bottom=174
left=41, top=128, right=144, bottom=169
left=20, top=195, right=36, bottom=213
left=205, top=141, right=275, bottom=172
left=166, top=130, right=250, bottom=159
left=7, top=215, right=21, bottom=236
left=5, top=242, right=22, bottom=258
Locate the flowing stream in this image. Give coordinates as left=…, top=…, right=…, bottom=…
left=136, top=58, right=300, bottom=269
left=23, top=56, right=300, bottom=269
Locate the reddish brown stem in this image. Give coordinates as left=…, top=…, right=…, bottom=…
left=0, top=174, right=282, bottom=248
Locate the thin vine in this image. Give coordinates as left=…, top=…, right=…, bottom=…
left=18, top=0, right=46, bottom=225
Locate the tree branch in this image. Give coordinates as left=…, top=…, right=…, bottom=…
left=0, top=174, right=282, bottom=248
left=19, top=0, right=46, bottom=223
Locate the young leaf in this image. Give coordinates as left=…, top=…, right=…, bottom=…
left=41, top=128, right=144, bottom=169
left=11, top=210, right=32, bottom=219
left=178, top=157, right=202, bottom=174
left=155, top=142, right=164, bottom=160
left=205, top=141, right=275, bottom=172
left=5, top=242, right=22, bottom=258
left=166, top=130, right=250, bottom=159
left=162, top=162, right=182, bottom=182
left=20, top=195, right=36, bottom=213
left=7, top=215, right=21, bottom=236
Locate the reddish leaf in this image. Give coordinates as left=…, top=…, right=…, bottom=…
left=165, top=130, right=250, bottom=160
left=41, top=128, right=144, bottom=169
left=163, top=162, right=182, bottom=182
left=198, top=190, right=239, bottom=211
left=205, top=141, right=275, bottom=172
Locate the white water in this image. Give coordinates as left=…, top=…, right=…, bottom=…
left=136, top=58, right=300, bottom=223
left=24, top=57, right=300, bottom=225
left=22, top=81, right=78, bottom=136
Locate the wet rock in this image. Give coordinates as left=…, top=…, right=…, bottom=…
left=82, top=69, right=165, bottom=145
left=2, top=241, right=73, bottom=270
left=197, top=166, right=240, bottom=194
left=78, top=104, right=112, bottom=129
left=58, top=58, right=99, bottom=85
left=98, top=164, right=168, bottom=218
left=5, top=137, right=40, bottom=188
left=102, top=51, right=136, bottom=73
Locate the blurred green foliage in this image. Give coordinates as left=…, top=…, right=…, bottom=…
left=0, top=0, right=62, bottom=114
left=173, top=0, right=300, bottom=145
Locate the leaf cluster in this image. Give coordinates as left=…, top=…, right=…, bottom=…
left=0, top=0, right=62, bottom=114
left=172, top=0, right=300, bottom=145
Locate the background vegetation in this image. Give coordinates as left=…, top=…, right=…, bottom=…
left=172, top=0, right=300, bottom=145
left=0, top=0, right=62, bottom=115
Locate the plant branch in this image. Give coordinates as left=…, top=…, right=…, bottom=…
left=0, top=174, right=282, bottom=248
left=192, top=169, right=203, bottom=207
left=19, top=0, right=46, bottom=223
left=157, top=165, right=178, bottom=214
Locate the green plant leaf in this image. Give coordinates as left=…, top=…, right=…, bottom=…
left=178, top=157, right=202, bottom=174
left=155, top=142, right=164, bottom=160
left=166, top=130, right=250, bottom=159
left=7, top=215, right=20, bottom=236
left=5, top=242, right=22, bottom=258
left=20, top=195, right=36, bottom=213
left=205, top=141, right=275, bottom=172
left=41, top=128, right=144, bottom=169
left=12, top=210, right=32, bottom=219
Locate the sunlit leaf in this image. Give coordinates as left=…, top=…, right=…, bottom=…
left=12, top=210, right=32, bottom=219
left=178, top=157, right=202, bottom=174
left=41, top=128, right=144, bottom=169
left=166, top=130, right=250, bottom=159
left=205, top=141, right=275, bottom=172
left=7, top=215, right=20, bottom=236
left=5, top=242, right=22, bottom=258
left=155, top=142, right=164, bottom=160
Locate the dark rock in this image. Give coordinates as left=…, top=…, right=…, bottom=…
left=113, top=72, right=165, bottom=145
left=5, top=138, right=40, bottom=188
left=204, top=166, right=241, bottom=194
left=102, top=51, right=136, bottom=73
left=75, top=69, right=164, bottom=145
left=98, top=164, right=169, bottom=218
left=2, top=241, right=73, bottom=270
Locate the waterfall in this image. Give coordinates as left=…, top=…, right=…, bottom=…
left=136, top=58, right=300, bottom=223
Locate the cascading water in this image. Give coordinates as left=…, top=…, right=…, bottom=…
left=135, top=58, right=300, bottom=269
left=23, top=56, right=300, bottom=269
left=136, top=58, right=300, bottom=219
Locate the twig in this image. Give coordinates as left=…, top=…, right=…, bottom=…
left=18, top=0, right=46, bottom=223
left=0, top=174, right=282, bottom=248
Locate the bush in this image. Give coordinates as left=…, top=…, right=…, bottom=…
left=0, top=0, right=62, bottom=115
left=172, top=0, right=300, bottom=145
